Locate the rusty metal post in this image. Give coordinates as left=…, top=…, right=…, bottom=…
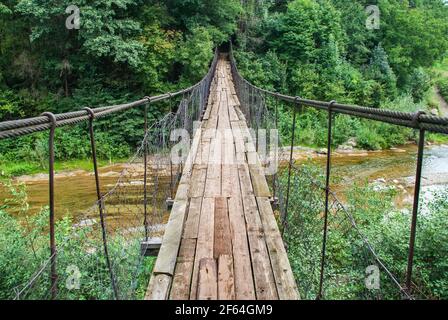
left=405, top=112, right=426, bottom=295
left=273, top=95, right=279, bottom=200
left=84, top=107, right=119, bottom=300
left=317, top=100, right=336, bottom=300
left=282, top=98, right=299, bottom=234
left=41, top=112, right=58, bottom=300
left=143, top=101, right=150, bottom=241
left=170, top=159, right=174, bottom=199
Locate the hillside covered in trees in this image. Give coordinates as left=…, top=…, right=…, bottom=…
left=0, top=0, right=448, bottom=171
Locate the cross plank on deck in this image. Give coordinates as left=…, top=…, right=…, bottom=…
left=146, top=55, right=300, bottom=301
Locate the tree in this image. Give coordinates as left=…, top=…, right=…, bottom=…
left=378, top=0, right=448, bottom=83
left=167, top=0, right=242, bottom=43
left=365, top=44, right=398, bottom=103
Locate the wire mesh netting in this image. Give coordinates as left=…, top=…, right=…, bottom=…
left=230, top=49, right=415, bottom=300
left=3, top=52, right=218, bottom=300
left=276, top=165, right=411, bottom=300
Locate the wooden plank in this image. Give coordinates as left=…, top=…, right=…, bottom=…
left=238, top=164, right=254, bottom=196
left=229, top=105, right=240, bottom=122
left=189, top=165, right=207, bottom=198
left=152, top=199, right=189, bottom=275
left=231, top=121, right=247, bottom=165
left=196, top=139, right=211, bottom=166
left=197, top=258, right=218, bottom=300
left=170, top=238, right=196, bottom=300
left=190, top=197, right=215, bottom=299
left=222, top=132, right=235, bottom=166
left=175, top=182, right=189, bottom=201
left=222, top=164, right=238, bottom=198
left=204, top=134, right=222, bottom=197
left=218, top=255, right=235, bottom=300
left=145, top=274, right=171, bottom=300
left=237, top=155, right=278, bottom=299
left=241, top=193, right=278, bottom=300
left=256, top=197, right=300, bottom=300
left=183, top=197, right=202, bottom=239
left=213, top=197, right=232, bottom=259
left=249, top=164, right=271, bottom=198
left=228, top=194, right=256, bottom=300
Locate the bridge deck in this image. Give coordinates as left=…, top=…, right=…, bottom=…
left=145, top=56, right=299, bottom=300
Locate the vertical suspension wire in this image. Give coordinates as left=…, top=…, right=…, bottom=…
left=405, top=111, right=426, bottom=296
left=84, top=107, right=119, bottom=300
left=317, top=100, right=336, bottom=300
left=41, top=112, right=58, bottom=300
left=168, top=96, right=175, bottom=200
left=282, top=98, right=299, bottom=234
left=143, top=100, right=150, bottom=240
left=273, top=95, right=279, bottom=200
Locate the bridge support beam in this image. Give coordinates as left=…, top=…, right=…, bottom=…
left=318, top=100, right=336, bottom=300
left=85, top=107, right=119, bottom=300
left=405, top=116, right=426, bottom=296
left=41, top=112, right=58, bottom=300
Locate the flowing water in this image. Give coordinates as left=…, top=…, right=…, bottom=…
left=1, top=144, right=448, bottom=219
left=295, top=144, right=448, bottom=208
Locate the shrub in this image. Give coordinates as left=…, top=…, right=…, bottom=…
left=437, top=78, right=448, bottom=101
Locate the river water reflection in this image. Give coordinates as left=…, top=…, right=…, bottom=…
left=1, top=144, right=447, bottom=218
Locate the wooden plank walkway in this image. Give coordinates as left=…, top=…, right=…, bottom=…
left=145, top=55, right=300, bottom=300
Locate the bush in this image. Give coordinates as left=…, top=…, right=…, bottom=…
left=0, top=179, right=154, bottom=300
left=407, top=68, right=432, bottom=102
left=437, top=78, right=448, bottom=101
left=283, top=164, right=448, bottom=299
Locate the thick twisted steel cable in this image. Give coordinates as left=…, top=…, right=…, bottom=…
left=0, top=51, right=218, bottom=139
left=228, top=50, right=448, bottom=134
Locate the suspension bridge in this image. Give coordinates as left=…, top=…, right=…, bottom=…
left=146, top=55, right=299, bottom=300
left=1, top=47, right=448, bottom=300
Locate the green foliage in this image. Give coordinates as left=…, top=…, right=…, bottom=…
left=0, top=178, right=154, bottom=299
left=236, top=0, right=448, bottom=152
left=284, top=164, right=448, bottom=299
left=0, top=0, right=242, bottom=168
left=379, top=0, right=448, bottom=84
left=177, top=26, right=214, bottom=83
left=437, top=78, right=448, bottom=101
left=364, top=45, right=398, bottom=104
left=167, top=0, right=242, bottom=43
left=407, top=68, right=432, bottom=102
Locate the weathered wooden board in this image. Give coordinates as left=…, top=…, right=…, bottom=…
left=189, top=165, right=207, bottom=198
left=197, top=258, right=218, bottom=300
left=145, top=274, right=171, bottom=300
left=227, top=193, right=256, bottom=300
left=183, top=197, right=202, bottom=240
left=218, top=255, right=235, bottom=300
left=152, top=199, right=189, bottom=276
left=190, top=197, right=215, bottom=299
left=170, top=238, right=197, bottom=300
left=256, top=197, right=300, bottom=300
left=248, top=164, right=271, bottom=198
left=213, top=197, right=232, bottom=259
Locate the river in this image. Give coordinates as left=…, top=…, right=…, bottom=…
left=1, top=144, right=448, bottom=219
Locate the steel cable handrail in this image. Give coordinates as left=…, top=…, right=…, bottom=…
left=228, top=49, right=448, bottom=134
left=0, top=50, right=218, bottom=139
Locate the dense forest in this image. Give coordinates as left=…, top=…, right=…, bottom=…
left=1, top=0, right=448, bottom=174
left=234, top=0, right=448, bottom=149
